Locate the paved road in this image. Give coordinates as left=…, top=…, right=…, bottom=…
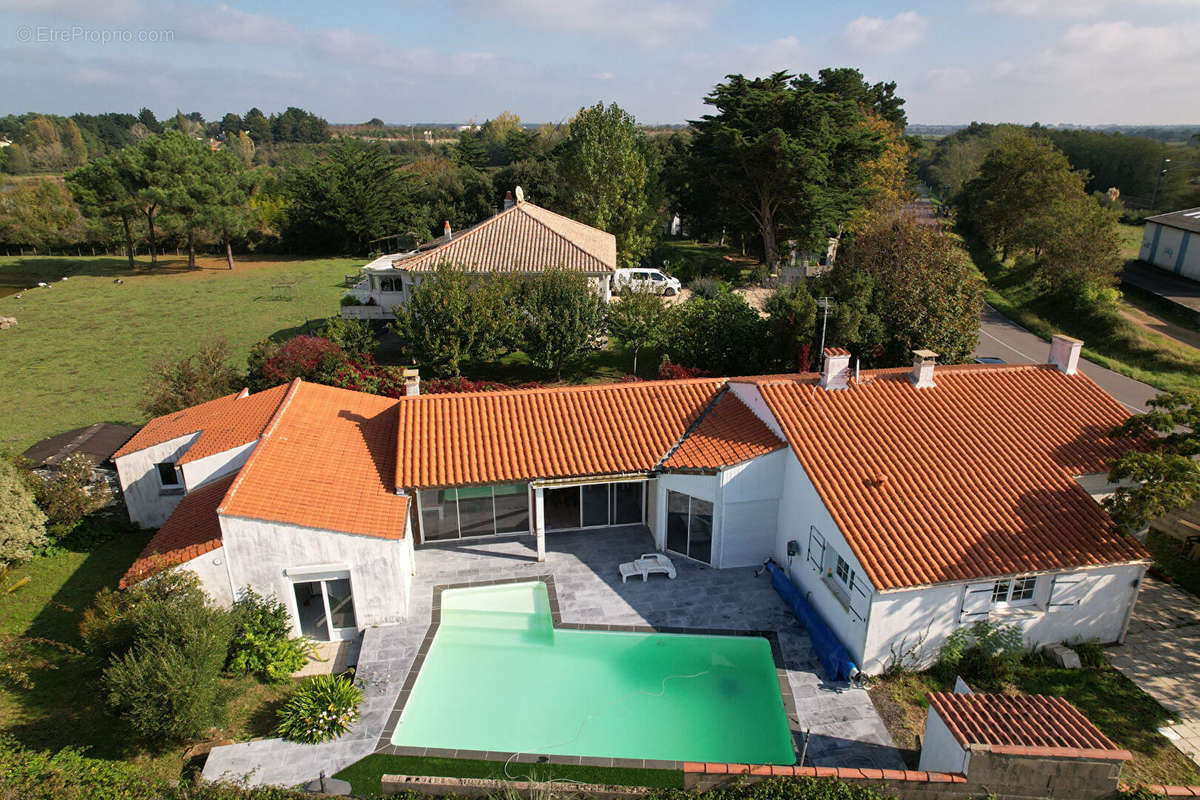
left=972, top=305, right=1158, bottom=413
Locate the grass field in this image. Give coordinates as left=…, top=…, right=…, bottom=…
left=0, top=254, right=360, bottom=454
left=0, top=514, right=291, bottom=783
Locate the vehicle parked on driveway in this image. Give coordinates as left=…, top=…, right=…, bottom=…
left=612, top=268, right=681, bottom=296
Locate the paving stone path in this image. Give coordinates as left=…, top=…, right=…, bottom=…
left=1107, top=577, right=1200, bottom=766
left=203, top=527, right=902, bottom=787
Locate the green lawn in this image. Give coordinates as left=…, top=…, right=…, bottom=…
left=334, top=753, right=684, bottom=797
left=870, top=657, right=1200, bottom=787
left=0, top=514, right=291, bottom=783
left=967, top=240, right=1200, bottom=394
left=1118, top=223, right=1145, bottom=261
left=0, top=254, right=360, bottom=454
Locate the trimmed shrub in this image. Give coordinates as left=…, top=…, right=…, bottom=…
left=687, top=276, right=728, bottom=300
left=276, top=673, right=363, bottom=744
left=0, top=458, right=48, bottom=566
left=658, top=292, right=768, bottom=376
left=227, top=589, right=313, bottom=683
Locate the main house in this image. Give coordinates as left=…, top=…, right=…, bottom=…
left=340, top=192, right=617, bottom=320
left=114, top=335, right=1150, bottom=673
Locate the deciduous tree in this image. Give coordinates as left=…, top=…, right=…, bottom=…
left=558, top=102, right=658, bottom=267
left=607, top=290, right=667, bottom=374
left=519, top=268, right=608, bottom=380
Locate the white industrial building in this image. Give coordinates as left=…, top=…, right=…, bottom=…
left=1140, top=208, right=1200, bottom=282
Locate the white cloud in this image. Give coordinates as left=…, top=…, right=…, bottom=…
left=841, top=11, right=928, bottom=55
left=453, top=0, right=715, bottom=48
left=171, top=3, right=298, bottom=45
left=0, top=0, right=140, bottom=22
left=592, top=71, right=615, bottom=80
left=721, top=35, right=809, bottom=77
left=924, top=66, right=972, bottom=92
left=977, top=0, right=1200, bottom=17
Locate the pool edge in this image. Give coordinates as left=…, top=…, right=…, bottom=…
left=374, top=574, right=800, bottom=769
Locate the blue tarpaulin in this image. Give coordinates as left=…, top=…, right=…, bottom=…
left=765, top=559, right=858, bottom=681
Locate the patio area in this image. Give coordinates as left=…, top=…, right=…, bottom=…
left=203, top=526, right=901, bottom=787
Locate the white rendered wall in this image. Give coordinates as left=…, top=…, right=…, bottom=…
left=114, top=433, right=199, bottom=528
left=717, top=450, right=786, bottom=568
left=645, top=478, right=659, bottom=541
left=774, top=451, right=873, bottom=665
left=220, top=515, right=413, bottom=632
left=727, top=383, right=787, bottom=439
left=180, top=441, right=257, bottom=492
left=177, top=545, right=235, bottom=608
left=918, top=707, right=969, bottom=774
left=862, top=562, right=1147, bottom=674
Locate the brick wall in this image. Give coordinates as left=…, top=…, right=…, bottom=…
left=683, top=748, right=1127, bottom=800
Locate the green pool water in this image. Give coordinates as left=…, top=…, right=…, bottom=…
left=391, top=581, right=796, bottom=765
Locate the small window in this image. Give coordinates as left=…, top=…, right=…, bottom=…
left=835, top=555, right=851, bottom=585
left=380, top=277, right=400, bottom=292
left=992, top=576, right=1037, bottom=606
left=156, top=462, right=180, bottom=487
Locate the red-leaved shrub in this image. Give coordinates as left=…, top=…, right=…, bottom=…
left=260, top=336, right=344, bottom=384
left=657, top=361, right=715, bottom=380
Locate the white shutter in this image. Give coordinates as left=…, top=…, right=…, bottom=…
left=807, top=526, right=826, bottom=572
left=959, top=582, right=994, bottom=623
left=1048, top=573, right=1091, bottom=611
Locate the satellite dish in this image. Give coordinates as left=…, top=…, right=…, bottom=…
left=514, top=186, right=525, bottom=204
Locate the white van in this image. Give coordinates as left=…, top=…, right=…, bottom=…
left=612, top=268, right=682, bottom=296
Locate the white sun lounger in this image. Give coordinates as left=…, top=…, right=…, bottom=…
left=618, top=552, right=677, bottom=583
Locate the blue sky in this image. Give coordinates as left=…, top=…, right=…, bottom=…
left=1, top=0, right=1198, bottom=125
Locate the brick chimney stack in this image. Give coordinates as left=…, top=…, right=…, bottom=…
left=503, top=190, right=514, bottom=210
left=443, top=221, right=452, bottom=242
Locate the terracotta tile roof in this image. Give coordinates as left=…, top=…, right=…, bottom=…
left=112, top=384, right=290, bottom=464
left=220, top=381, right=409, bottom=539
left=391, top=202, right=616, bottom=274
left=395, top=379, right=725, bottom=488
left=756, top=364, right=1150, bottom=590
left=120, top=474, right=233, bottom=588
left=663, top=391, right=785, bottom=470
left=928, top=692, right=1128, bottom=759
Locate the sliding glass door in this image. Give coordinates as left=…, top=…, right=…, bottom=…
left=543, top=482, right=645, bottom=531
left=666, top=490, right=713, bottom=565
left=292, top=576, right=358, bottom=642
left=419, top=483, right=531, bottom=542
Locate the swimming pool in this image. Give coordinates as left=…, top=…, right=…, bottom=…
left=389, top=581, right=796, bottom=765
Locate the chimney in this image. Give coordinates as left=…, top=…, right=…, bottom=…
left=503, top=190, right=514, bottom=211
left=402, top=367, right=420, bottom=396
left=820, top=348, right=851, bottom=390
left=442, top=221, right=452, bottom=242
left=1049, top=334, right=1083, bottom=375
left=911, top=349, right=938, bottom=389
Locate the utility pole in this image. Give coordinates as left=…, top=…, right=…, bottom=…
left=1151, top=155, right=1171, bottom=211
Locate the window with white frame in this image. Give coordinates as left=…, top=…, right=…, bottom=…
left=991, top=575, right=1037, bottom=606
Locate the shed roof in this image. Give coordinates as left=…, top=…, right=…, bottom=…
left=927, top=691, right=1129, bottom=760
left=1146, top=207, right=1200, bottom=235
left=22, top=423, right=139, bottom=468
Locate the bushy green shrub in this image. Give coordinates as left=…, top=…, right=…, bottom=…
left=1069, top=640, right=1106, bottom=669
left=23, top=453, right=112, bottom=538
left=658, top=292, right=768, bottom=375
left=227, top=588, right=313, bottom=682
left=81, top=570, right=235, bottom=741
left=935, top=620, right=1024, bottom=686
left=276, top=673, right=363, bottom=744
left=687, top=277, right=728, bottom=300
left=319, top=316, right=378, bottom=357
left=0, top=458, right=48, bottom=566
